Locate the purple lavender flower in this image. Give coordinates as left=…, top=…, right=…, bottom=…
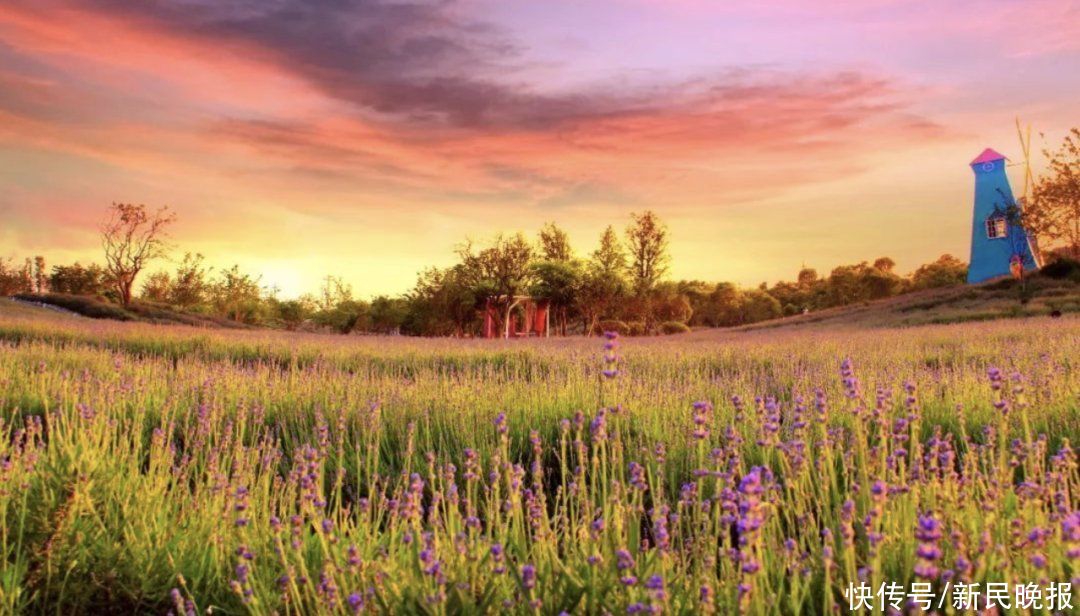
left=914, top=513, right=943, bottom=580
left=347, top=592, right=364, bottom=614
left=521, top=563, right=536, bottom=590
left=628, top=461, right=648, bottom=491
left=691, top=400, right=712, bottom=440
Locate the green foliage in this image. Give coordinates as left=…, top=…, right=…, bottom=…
left=368, top=295, right=407, bottom=334
left=274, top=298, right=314, bottom=330
left=209, top=265, right=265, bottom=324
left=625, top=210, right=669, bottom=295
left=658, top=320, right=690, bottom=334
left=911, top=254, right=968, bottom=290
left=48, top=260, right=106, bottom=296
left=596, top=318, right=628, bottom=335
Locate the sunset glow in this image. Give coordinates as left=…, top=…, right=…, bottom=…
left=2, top=0, right=1078, bottom=296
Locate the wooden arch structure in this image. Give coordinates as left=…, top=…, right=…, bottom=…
left=482, top=296, right=550, bottom=339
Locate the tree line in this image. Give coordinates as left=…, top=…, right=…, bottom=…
left=2, top=206, right=970, bottom=336
left=2, top=126, right=1076, bottom=336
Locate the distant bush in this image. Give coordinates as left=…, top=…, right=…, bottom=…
left=15, top=293, right=135, bottom=321
left=597, top=319, right=628, bottom=336
left=658, top=321, right=690, bottom=335
left=626, top=321, right=647, bottom=336
left=1040, top=258, right=1080, bottom=282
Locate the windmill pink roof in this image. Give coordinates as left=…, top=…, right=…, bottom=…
left=970, top=148, right=1006, bottom=165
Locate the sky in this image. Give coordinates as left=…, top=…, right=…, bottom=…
left=1, top=0, right=1078, bottom=298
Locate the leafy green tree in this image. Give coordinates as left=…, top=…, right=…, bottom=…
left=576, top=226, right=629, bottom=335
left=313, top=300, right=370, bottom=334
left=49, top=263, right=107, bottom=296
left=403, top=266, right=478, bottom=336
left=910, top=254, right=968, bottom=289
left=625, top=211, right=669, bottom=295
left=32, top=256, right=47, bottom=293
left=676, top=280, right=715, bottom=326
left=275, top=298, right=313, bottom=330
left=740, top=288, right=782, bottom=323
left=650, top=282, right=693, bottom=324
left=538, top=222, right=573, bottom=261
left=369, top=296, right=408, bottom=334
left=170, top=253, right=211, bottom=309
left=140, top=271, right=173, bottom=303
left=703, top=282, right=743, bottom=327
left=456, top=233, right=535, bottom=334
left=209, top=265, right=264, bottom=323
left=529, top=259, right=582, bottom=335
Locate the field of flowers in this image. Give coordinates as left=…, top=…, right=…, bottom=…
left=0, top=304, right=1077, bottom=614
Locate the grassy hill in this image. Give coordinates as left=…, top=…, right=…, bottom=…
left=6, top=293, right=248, bottom=329
left=736, top=273, right=1080, bottom=331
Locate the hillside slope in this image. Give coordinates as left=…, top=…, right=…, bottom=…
left=734, top=275, right=1080, bottom=331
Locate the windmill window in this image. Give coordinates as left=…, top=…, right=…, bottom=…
left=986, top=216, right=1008, bottom=239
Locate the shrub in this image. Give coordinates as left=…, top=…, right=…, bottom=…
left=597, top=319, right=628, bottom=335
left=1040, top=257, right=1080, bottom=282
left=659, top=320, right=691, bottom=335
left=626, top=321, right=647, bottom=336
left=14, top=293, right=136, bottom=321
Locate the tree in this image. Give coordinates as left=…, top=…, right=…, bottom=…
left=703, top=282, right=743, bottom=327
left=529, top=259, right=582, bottom=335
left=873, top=257, right=896, bottom=273
left=677, top=280, right=715, bottom=326
left=0, top=258, right=31, bottom=296
left=48, top=263, right=106, bottom=296
left=741, top=288, right=782, bottom=323
left=1030, top=128, right=1080, bottom=259
left=797, top=267, right=819, bottom=288
left=651, top=282, right=693, bottom=324
left=592, top=226, right=628, bottom=276
left=209, top=265, right=264, bottom=323
left=456, top=233, right=535, bottom=334
left=170, top=253, right=211, bottom=309
left=100, top=203, right=175, bottom=306
left=313, top=299, right=370, bottom=335
left=310, top=275, right=370, bottom=334
left=32, top=256, right=47, bottom=293
left=276, top=299, right=313, bottom=331
left=140, top=271, right=173, bottom=302
left=538, top=222, right=573, bottom=261
left=369, top=296, right=408, bottom=334
left=317, top=275, right=354, bottom=313
left=911, top=254, right=968, bottom=290
left=576, top=226, right=629, bottom=335
left=625, top=211, right=669, bottom=295
left=403, top=266, right=477, bottom=336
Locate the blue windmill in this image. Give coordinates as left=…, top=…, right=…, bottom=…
left=966, top=148, right=1039, bottom=284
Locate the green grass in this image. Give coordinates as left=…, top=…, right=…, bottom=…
left=0, top=302, right=1077, bottom=614
left=10, top=294, right=247, bottom=329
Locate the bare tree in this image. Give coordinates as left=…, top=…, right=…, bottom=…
left=101, top=203, right=176, bottom=306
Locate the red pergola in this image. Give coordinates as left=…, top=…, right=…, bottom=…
left=482, top=296, right=550, bottom=339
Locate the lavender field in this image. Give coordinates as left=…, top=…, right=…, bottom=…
left=0, top=306, right=1077, bottom=614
